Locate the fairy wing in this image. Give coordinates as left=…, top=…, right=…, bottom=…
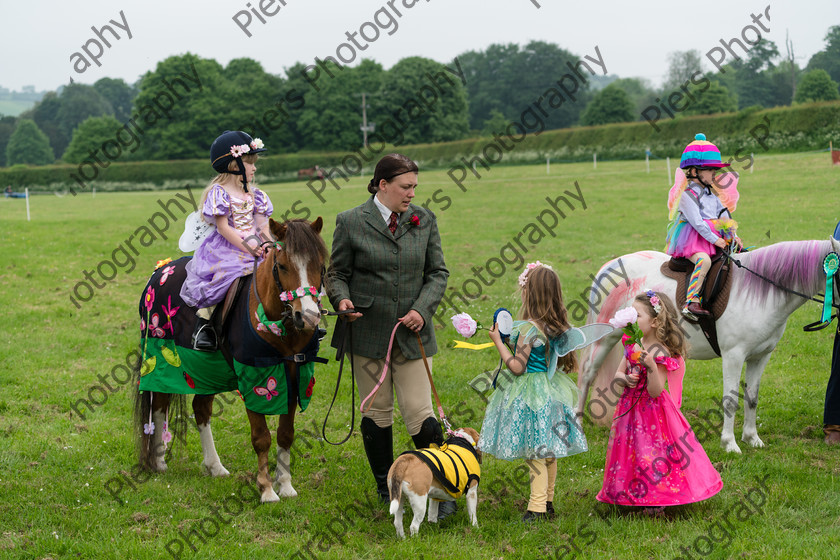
left=667, top=167, right=688, bottom=221
left=712, top=171, right=740, bottom=213
left=179, top=211, right=215, bottom=252
left=547, top=323, right=615, bottom=379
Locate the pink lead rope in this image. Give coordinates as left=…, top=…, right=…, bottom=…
left=359, top=322, right=450, bottom=433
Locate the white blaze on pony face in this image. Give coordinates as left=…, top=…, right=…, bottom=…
left=291, top=252, right=321, bottom=329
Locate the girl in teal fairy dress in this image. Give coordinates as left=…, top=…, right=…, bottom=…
left=478, top=262, right=612, bottom=522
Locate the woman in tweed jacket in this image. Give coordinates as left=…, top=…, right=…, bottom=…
left=327, top=154, right=451, bottom=507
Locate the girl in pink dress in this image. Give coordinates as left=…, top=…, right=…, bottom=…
left=596, top=290, right=722, bottom=512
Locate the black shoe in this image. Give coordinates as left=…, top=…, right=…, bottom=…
left=411, top=417, right=444, bottom=449
left=436, top=500, right=457, bottom=521
left=522, top=510, right=547, bottom=523
left=192, top=317, right=218, bottom=352
left=360, top=417, right=393, bottom=504
left=546, top=501, right=555, bottom=518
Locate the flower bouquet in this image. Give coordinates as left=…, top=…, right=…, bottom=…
left=609, top=306, right=644, bottom=350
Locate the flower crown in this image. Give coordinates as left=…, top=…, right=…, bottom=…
left=644, top=289, right=662, bottom=315
left=518, top=261, right=553, bottom=287
left=229, top=138, right=264, bottom=158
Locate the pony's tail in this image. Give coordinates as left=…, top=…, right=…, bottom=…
left=132, top=345, right=153, bottom=470
left=132, top=344, right=187, bottom=470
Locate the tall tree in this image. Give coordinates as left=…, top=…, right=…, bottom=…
left=580, top=84, right=635, bottom=125
left=0, top=115, right=18, bottom=167
left=55, top=84, right=113, bottom=155
left=609, top=77, right=657, bottom=119
left=23, top=91, right=65, bottom=158
left=93, top=78, right=136, bottom=121
left=376, top=57, right=469, bottom=146
left=807, top=25, right=840, bottom=86
left=63, top=115, right=123, bottom=163
left=457, top=41, right=592, bottom=131
left=794, top=69, right=840, bottom=103
left=295, top=59, right=384, bottom=151
left=5, top=119, right=55, bottom=165
left=685, top=81, right=738, bottom=115
left=663, top=50, right=704, bottom=91
left=131, top=53, right=226, bottom=160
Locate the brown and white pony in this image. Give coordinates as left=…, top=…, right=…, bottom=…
left=133, top=218, right=327, bottom=502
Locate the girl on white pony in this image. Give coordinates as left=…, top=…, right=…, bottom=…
left=665, top=133, right=743, bottom=320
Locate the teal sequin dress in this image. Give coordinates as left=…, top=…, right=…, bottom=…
left=478, top=321, right=588, bottom=461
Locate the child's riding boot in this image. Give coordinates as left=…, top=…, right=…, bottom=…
left=192, top=306, right=218, bottom=352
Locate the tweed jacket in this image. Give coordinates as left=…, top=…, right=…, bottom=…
left=326, top=196, right=449, bottom=360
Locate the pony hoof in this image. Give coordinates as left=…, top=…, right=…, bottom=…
left=722, top=440, right=742, bottom=454
left=261, top=489, right=281, bottom=503
left=204, top=463, right=230, bottom=477
left=276, top=483, right=298, bottom=498
left=744, top=435, right=765, bottom=448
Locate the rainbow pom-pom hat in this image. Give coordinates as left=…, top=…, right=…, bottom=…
left=679, top=133, right=730, bottom=169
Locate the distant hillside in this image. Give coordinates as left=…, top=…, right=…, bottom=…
left=0, top=100, right=36, bottom=117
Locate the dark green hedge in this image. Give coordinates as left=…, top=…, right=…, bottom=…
left=5, top=101, right=839, bottom=192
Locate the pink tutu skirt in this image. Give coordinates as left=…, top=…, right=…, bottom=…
left=665, top=219, right=719, bottom=258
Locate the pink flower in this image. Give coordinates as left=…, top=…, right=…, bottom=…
left=452, top=313, right=478, bottom=338
left=295, top=287, right=306, bottom=297
left=279, top=291, right=292, bottom=302
left=161, top=422, right=172, bottom=444
left=609, top=306, right=638, bottom=329
left=144, top=287, right=155, bottom=312
left=268, top=323, right=284, bottom=336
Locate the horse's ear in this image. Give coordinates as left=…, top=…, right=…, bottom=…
left=310, top=217, right=323, bottom=235
left=270, top=218, right=287, bottom=240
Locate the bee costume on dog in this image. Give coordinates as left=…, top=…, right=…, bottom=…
left=404, top=435, right=481, bottom=499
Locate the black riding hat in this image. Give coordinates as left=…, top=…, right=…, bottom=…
left=210, top=130, right=266, bottom=192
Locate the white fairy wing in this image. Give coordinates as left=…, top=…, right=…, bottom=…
left=179, top=211, right=215, bottom=252
left=547, top=323, right=615, bottom=379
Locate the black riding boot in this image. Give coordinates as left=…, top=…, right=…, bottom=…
left=191, top=316, right=218, bottom=352
left=360, top=417, right=393, bottom=504
left=411, top=416, right=457, bottom=521
left=411, top=416, right=444, bottom=449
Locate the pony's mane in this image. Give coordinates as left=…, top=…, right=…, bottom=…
left=283, top=219, right=327, bottom=262
left=737, top=239, right=831, bottom=302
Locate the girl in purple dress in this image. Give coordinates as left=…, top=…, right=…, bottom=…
left=180, top=131, right=272, bottom=351
left=596, top=291, right=722, bottom=513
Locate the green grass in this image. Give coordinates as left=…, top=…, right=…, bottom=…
left=1, top=153, right=839, bottom=559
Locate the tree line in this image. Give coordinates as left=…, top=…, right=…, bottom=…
left=3, top=29, right=839, bottom=168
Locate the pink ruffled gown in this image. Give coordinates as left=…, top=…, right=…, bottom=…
left=596, top=336, right=722, bottom=506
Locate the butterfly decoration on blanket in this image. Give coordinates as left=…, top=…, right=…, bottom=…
left=253, top=376, right=279, bottom=401
left=667, top=167, right=740, bottom=221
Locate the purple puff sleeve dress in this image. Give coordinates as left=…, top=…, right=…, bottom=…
left=180, top=184, right=273, bottom=308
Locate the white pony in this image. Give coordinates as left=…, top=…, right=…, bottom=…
left=576, top=238, right=839, bottom=453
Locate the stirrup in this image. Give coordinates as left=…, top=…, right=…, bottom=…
left=192, top=318, right=218, bottom=352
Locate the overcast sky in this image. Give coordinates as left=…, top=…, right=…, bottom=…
left=1, top=0, right=833, bottom=92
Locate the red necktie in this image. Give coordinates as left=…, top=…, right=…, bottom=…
left=388, top=212, right=398, bottom=234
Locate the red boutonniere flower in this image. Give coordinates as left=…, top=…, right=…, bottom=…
left=410, top=215, right=420, bottom=227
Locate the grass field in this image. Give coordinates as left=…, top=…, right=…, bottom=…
left=1, top=153, right=839, bottom=559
